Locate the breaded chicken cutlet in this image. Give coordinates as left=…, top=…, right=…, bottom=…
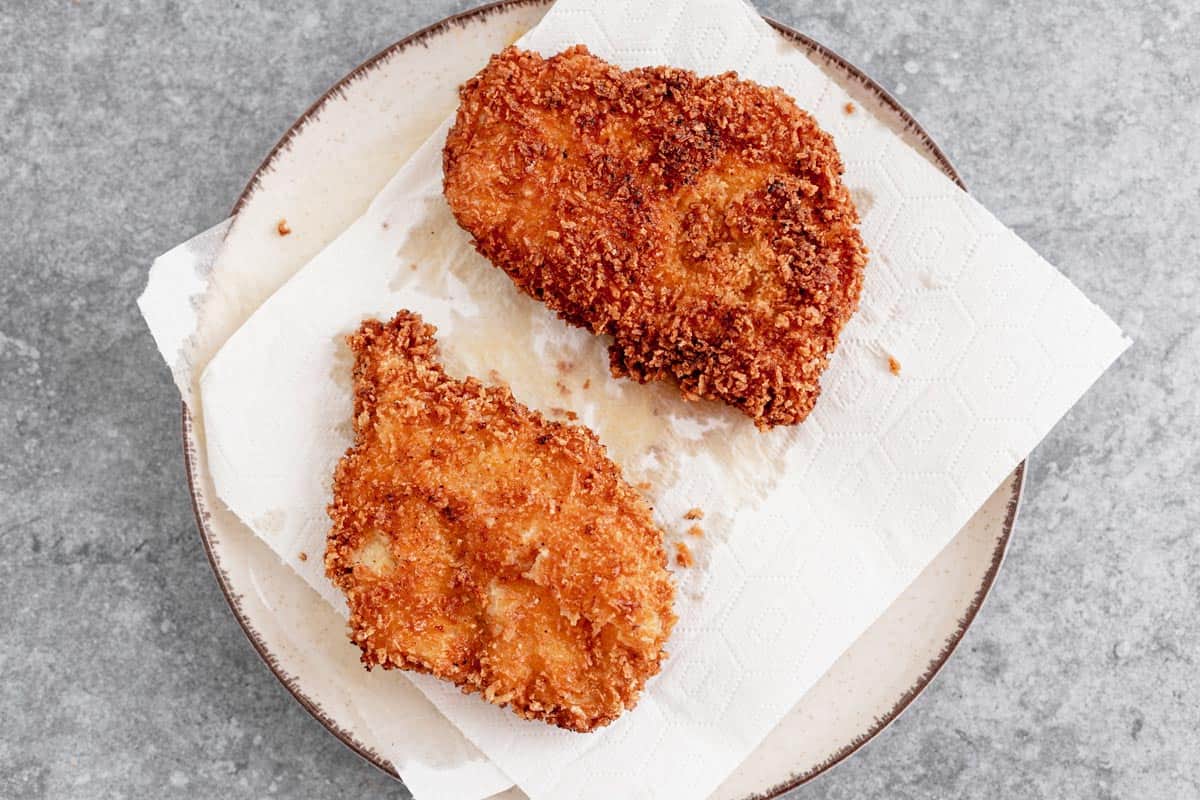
left=325, top=311, right=676, bottom=732
left=443, top=46, right=868, bottom=429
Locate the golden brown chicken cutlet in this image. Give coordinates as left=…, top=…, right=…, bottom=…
left=443, top=46, right=868, bottom=429
left=325, top=311, right=676, bottom=732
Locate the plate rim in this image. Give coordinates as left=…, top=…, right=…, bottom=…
left=183, top=2, right=1026, bottom=794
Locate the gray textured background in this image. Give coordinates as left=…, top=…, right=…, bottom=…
left=2, top=0, right=1197, bottom=798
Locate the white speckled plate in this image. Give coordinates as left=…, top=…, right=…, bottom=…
left=184, top=2, right=1025, bottom=797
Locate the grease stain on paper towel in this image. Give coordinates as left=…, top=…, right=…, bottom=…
left=329, top=336, right=356, bottom=395
left=252, top=509, right=286, bottom=536
left=387, top=197, right=798, bottom=508
left=850, top=187, right=874, bottom=217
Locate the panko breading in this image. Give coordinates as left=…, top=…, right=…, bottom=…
left=325, top=311, right=676, bottom=732
left=444, top=46, right=868, bottom=429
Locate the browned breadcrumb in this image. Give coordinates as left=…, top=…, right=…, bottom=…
left=844, top=101, right=856, bottom=115
left=326, top=311, right=676, bottom=733
left=888, top=355, right=902, bottom=376
left=298, top=551, right=308, bottom=562
left=684, top=507, right=704, bottom=521
left=444, top=46, right=868, bottom=429
left=276, top=218, right=291, bottom=236
left=674, top=542, right=694, bottom=567
left=687, top=525, right=704, bottom=538
left=636, top=481, right=653, bottom=492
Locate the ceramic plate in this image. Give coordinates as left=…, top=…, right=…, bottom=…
left=184, top=2, right=1025, bottom=796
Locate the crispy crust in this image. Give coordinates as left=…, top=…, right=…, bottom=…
left=325, top=311, right=676, bottom=732
left=444, top=46, right=868, bottom=428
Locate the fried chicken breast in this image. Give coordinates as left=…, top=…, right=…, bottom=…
left=443, top=46, right=868, bottom=429
left=325, top=311, right=676, bottom=732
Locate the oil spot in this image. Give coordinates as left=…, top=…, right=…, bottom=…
left=329, top=333, right=356, bottom=395
left=333, top=417, right=354, bottom=443
left=252, top=509, right=286, bottom=535
left=850, top=188, right=874, bottom=217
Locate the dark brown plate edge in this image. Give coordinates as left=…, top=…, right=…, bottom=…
left=180, top=2, right=1026, bottom=794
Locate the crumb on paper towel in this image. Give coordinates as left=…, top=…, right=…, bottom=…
left=298, top=551, right=308, bottom=562
left=684, top=507, right=704, bottom=520
left=844, top=101, right=855, bottom=115
left=888, top=355, right=902, bottom=376
left=688, top=525, right=704, bottom=538
left=276, top=218, right=292, bottom=236
left=582, top=378, right=591, bottom=390
left=636, top=481, right=652, bottom=492
left=674, top=542, right=694, bottom=567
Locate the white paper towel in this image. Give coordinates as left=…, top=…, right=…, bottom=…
left=180, top=1, right=1128, bottom=798
left=138, top=219, right=230, bottom=406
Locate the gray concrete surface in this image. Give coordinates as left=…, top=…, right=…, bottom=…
left=1, top=0, right=1196, bottom=798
